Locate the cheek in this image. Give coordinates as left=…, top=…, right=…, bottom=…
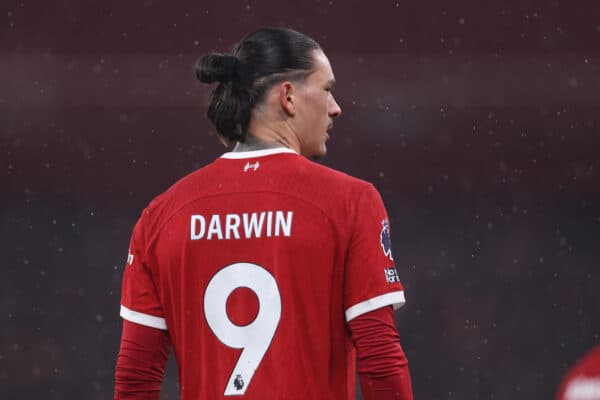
left=306, top=90, right=328, bottom=109
left=312, top=94, right=330, bottom=118
left=298, top=91, right=328, bottom=131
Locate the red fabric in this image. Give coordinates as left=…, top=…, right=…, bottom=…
left=113, top=305, right=413, bottom=400
left=119, top=150, right=407, bottom=399
left=350, top=306, right=413, bottom=400
left=114, top=320, right=170, bottom=400
left=556, top=345, right=600, bottom=400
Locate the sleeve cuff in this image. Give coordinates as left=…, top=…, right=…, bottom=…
left=120, top=304, right=168, bottom=330
left=345, top=291, right=406, bottom=322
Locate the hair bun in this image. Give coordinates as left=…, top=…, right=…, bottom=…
left=195, top=54, right=240, bottom=84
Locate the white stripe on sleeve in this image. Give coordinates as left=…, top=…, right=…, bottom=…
left=345, top=291, right=406, bottom=322
left=120, top=304, right=168, bottom=330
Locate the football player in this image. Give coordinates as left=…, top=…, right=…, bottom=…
left=114, top=28, right=413, bottom=400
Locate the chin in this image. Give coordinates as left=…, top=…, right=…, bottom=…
left=301, top=143, right=327, bottom=160
left=310, top=147, right=327, bottom=161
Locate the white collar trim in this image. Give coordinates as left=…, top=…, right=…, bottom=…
left=220, top=147, right=298, bottom=159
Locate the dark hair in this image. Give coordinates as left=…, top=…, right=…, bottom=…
left=195, top=28, right=321, bottom=143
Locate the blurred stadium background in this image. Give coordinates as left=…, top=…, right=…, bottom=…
left=1, top=1, right=599, bottom=398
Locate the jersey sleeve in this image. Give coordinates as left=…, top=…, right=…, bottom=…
left=556, top=345, right=600, bottom=400
left=343, top=184, right=406, bottom=322
left=120, top=214, right=167, bottom=330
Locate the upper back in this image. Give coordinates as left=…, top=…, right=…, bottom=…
left=140, top=148, right=371, bottom=399
left=144, top=148, right=368, bottom=237
left=120, top=148, right=403, bottom=400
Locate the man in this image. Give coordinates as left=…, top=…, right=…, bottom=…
left=115, top=28, right=413, bottom=400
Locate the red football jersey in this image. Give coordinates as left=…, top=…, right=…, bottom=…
left=556, top=345, right=600, bottom=400
left=120, top=148, right=406, bottom=399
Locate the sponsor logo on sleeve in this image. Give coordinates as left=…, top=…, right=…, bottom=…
left=384, top=267, right=400, bottom=284
left=127, top=250, right=134, bottom=266
left=380, top=219, right=393, bottom=260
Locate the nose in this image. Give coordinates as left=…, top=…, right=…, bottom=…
left=329, top=96, right=342, bottom=118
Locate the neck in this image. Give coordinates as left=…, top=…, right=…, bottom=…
left=233, top=135, right=294, bottom=152
left=235, top=112, right=301, bottom=153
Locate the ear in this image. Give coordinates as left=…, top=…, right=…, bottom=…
left=278, top=81, right=296, bottom=116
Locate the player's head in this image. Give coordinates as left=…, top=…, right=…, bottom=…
left=195, top=28, right=342, bottom=158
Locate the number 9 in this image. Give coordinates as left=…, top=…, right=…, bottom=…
left=204, top=262, right=281, bottom=396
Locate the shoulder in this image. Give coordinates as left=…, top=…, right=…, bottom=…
left=285, top=158, right=387, bottom=229
left=294, top=156, right=374, bottom=194
left=137, top=161, right=219, bottom=233
left=568, top=345, right=600, bottom=375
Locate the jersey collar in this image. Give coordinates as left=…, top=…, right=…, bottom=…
left=220, top=147, right=298, bottom=159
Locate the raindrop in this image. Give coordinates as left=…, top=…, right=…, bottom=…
left=559, top=236, right=567, bottom=247
left=568, top=77, right=579, bottom=89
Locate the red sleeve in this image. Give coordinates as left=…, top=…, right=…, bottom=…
left=349, top=306, right=413, bottom=400
left=120, top=214, right=167, bottom=331
left=556, top=345, right=600, bottom=400
left=114, top=320, right=170, bottom=400
left=344, top=184, right=405, bottom=322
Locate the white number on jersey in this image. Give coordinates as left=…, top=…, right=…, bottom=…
left=204, top=262, right=281, bottom=396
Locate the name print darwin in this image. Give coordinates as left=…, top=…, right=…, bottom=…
left=190, top=210, right=294, bottom=240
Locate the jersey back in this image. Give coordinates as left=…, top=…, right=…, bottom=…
left=120, top=148, right=405, bottom=399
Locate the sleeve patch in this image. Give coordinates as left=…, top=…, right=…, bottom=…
left=380, top=219, right=393, bottom=261
left=384, top=267, right=401, bottom=283
left=127, top=250, right=134, bottom=265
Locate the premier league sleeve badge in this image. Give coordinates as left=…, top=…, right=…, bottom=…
left=380, top=219, right=393, bottom=261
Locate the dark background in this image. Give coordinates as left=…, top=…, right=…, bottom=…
left=2, top=1, right=599, bottom=399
